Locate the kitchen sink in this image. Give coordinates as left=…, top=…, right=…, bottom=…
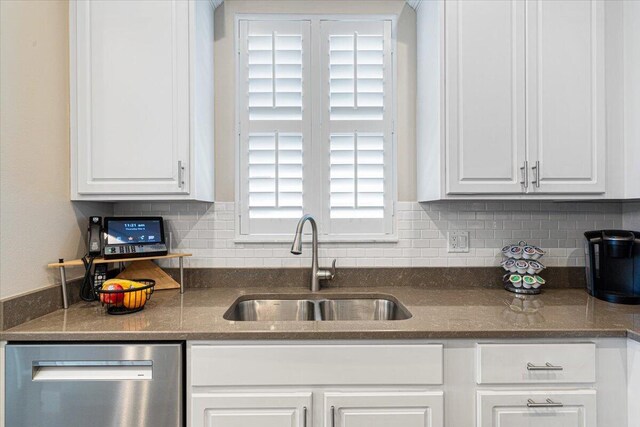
left=318, top=298, right=410, bottom=321
left=228, top=299, right=315, bottom=321
left=224, top=296, right=411, bottom=321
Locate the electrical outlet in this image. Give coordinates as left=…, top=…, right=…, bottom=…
left=448, top=231, right=470, bottom=253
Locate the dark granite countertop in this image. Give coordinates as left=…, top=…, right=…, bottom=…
left=1, top=286, right=639, bottom=342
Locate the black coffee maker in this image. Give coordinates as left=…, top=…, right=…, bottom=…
left=584, top=230, right=640, bottom=304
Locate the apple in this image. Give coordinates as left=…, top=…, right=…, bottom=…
left=100, top=283, right=124, bottom=305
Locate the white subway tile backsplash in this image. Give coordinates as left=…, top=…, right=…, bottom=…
left=474, top=232, right=490, bottom=242
left=114, top=201, right=623, bottom=269
left=623, top=203, right=640, bottom=230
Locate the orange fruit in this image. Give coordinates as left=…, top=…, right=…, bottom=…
left=122, top=285, right=146, bottom=309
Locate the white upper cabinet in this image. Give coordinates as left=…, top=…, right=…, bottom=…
left=70, top=0, right=217, bottom=201
left=446, top=0, right=526, bottom=194
left=416, top=0, right=608, bottom=200
left=526, top=0, right=605, bottom=193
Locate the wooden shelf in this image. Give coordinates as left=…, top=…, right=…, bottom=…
left=48, top=253, right=192, bottom=268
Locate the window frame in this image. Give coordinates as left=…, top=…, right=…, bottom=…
left=234, top=14, right=398, bottom=243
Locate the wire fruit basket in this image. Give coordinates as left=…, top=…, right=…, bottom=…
left=96, top=279, right=155, bottom=315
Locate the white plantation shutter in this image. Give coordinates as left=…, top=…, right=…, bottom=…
left=329, top=33, right=385, bottom=121
left=237, top=18, right=395, bottom=240
left=247, top=31, right=304, bottom=121
left=329, top=132, right=385, bottom=219
left=239, top=20, right=311, bottom=235
left=248, top=132, right=303, bottom=219
left=321, top=20, right=394, bottom=236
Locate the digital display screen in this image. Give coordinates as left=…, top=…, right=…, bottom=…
left=106, top=219, right=163, bottom=245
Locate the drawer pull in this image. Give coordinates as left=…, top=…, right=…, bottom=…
left=526, top=362, right=563, bottom=371
left=527, top=398, right=564, bottom=408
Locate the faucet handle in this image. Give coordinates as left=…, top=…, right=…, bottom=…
left=329, top=259, right=337, bottom=278
left=318, top=259, right=337, bottom=281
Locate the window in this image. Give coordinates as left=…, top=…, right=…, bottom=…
left=237, top=16, right=395, bottom=241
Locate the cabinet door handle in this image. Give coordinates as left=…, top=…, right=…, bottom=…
left=531, top=160, right=540, bottom=188
left=527, top=398, right=563, bottom=408
left=520, top=161, right=529, bottom=190
left=303, top=406, right=307, bottom=427
left=331, top=406, right=335, bottom=427
left=527, top=362, right=563, bottom=371
left=178, top=160, right=185, bottom=189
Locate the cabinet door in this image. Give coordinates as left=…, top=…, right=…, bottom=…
left=72, top=0, right=190, bottom=195
left=445, top=0, right=526, bottom=194
left=477, top=390, right=596, bottom=427
left=526, top=0, right=605, bottom=193
left=191, top=392, right=312, bottom=427
left=325, top=391, right=443, bottom=427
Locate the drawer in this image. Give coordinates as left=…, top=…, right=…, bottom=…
left=190, top=343, right=443, bottom=386
left=476, top=343, right=596, bottom=384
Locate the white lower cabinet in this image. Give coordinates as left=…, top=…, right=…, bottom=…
left=188, top=340, right=628, bottom=427
left=188, top=343, right=444, bottom=427
left=190, top=390, right=443, bottom=427
left=0, top=341, right=5, bottom=427
left=325, top=391, right=443, bottom=427
left=477, top=390, right=597, bottom=427
left=628, top=339, right=640, bottom=427
left=191, top=392, right=312, bottom=427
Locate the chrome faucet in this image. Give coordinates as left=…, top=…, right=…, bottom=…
left=290, top=214, right=336, bottom=292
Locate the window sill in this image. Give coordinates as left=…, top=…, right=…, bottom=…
left=234, top=233, right=399, bottom=244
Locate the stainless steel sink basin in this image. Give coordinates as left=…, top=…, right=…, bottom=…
left=319, top=298, right=411, bottom=321
left=226, top=299, right=315, bottom=321
left=224, top=296, right=411, bottom=321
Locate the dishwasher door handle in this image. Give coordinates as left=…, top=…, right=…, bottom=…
left=32, top=360, right=153, bottom=381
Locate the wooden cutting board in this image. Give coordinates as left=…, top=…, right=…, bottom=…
left=116, top=260, right=180, bottom=290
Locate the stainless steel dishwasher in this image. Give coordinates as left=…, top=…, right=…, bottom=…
left=5, top=343, right=183, bottom=427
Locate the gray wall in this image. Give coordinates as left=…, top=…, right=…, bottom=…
left=0, top=1, right=113, bottom=299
